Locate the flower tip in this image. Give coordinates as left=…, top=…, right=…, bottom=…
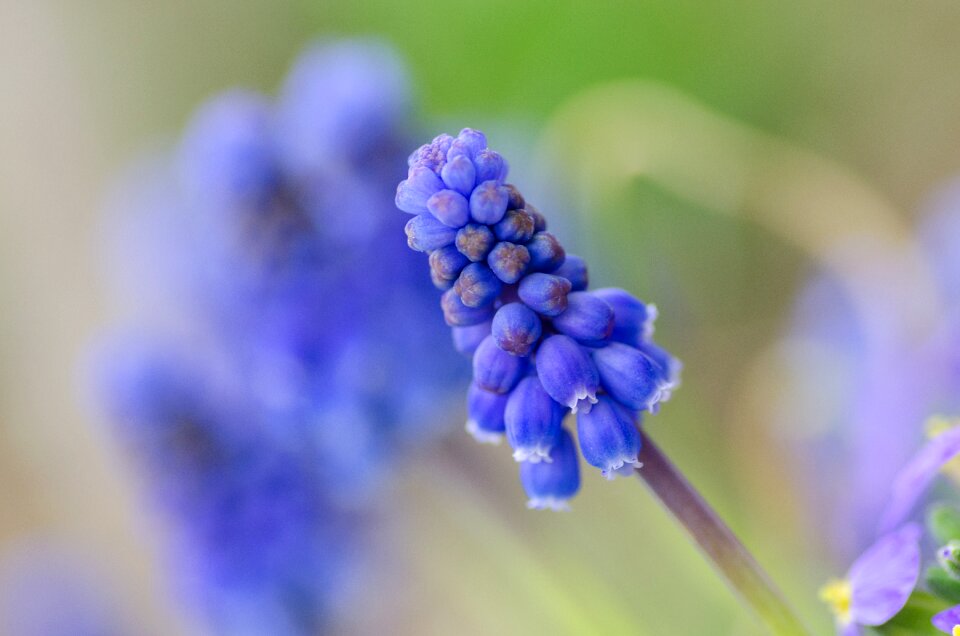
left=465, top=419, right=504, bottom=445
left=526, top=496, right=572, bottom=512
left=512, top=446, right=553, bottom=464
left=569, top=391, right=598, bottom=414
left=601, top=459, right=642, bottom=480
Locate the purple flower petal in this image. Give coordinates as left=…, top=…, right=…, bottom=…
left=847, top=523, right=921, bottom=626
left=878, top=426, right=960, bottom=534
left=839, top=621, right=862, bottom=636
left=933, top=604, right=960, bottom=634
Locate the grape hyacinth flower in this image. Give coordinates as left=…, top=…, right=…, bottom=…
left=397, top=128, right=681, bottom=508
left=94, top=39, right=460, bottom=635
left=818, top=524, right=921, bottom=635
left=397, top=129, right=813, bottom=636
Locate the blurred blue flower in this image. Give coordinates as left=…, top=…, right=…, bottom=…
left=94, top=39, right=460, bottom=634
left=0, top=543, right=129, bottom=636
left=396, top=128, right=681, bottom=508
left=879, top=424, right=960, bottom=534
left=933, top=604, right=960, bottom=634
left=783, top=180, right=960, bottom=560
left=819, top=524, right=921, bottom=636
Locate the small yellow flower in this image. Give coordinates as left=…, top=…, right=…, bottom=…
left=818, top=578, right=852, bottom=625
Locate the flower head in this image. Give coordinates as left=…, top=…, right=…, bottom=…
left=396, top=128, right=681, bottom=507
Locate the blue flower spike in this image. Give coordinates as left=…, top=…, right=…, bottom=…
left=397, top=128, right=681, bottom=508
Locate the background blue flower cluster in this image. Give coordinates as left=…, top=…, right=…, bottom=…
left=93, top=39, right=460, bottom=634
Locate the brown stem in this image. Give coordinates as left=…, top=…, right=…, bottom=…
left=636, top=431, right=811, bottom=636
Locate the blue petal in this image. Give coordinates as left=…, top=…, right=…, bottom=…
left=848, top=523, right=921, bottom=626
left=576, top=395, right=641, bottom=478
left=492, top=303, right=542, bottom=357
left=472, top=335, right=527, bottom=394
left=535, top=335, right=599, bottom=413
left=519, top=428, right=580, bottom=510
left=505, top=376, right=563, bottom=462
left=878, top=426, right=960, bottom=533
left=396, top=166, right=444, bottom=215
left=552, top=292, right=614, bottom=343
left=932, top=604, right=960, bottom=634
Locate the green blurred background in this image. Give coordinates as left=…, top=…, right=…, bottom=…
left=4, top=1, right=960, bottom=633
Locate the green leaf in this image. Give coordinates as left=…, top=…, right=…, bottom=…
left=927, top=566, right=960, bottom=603
left=874, top=591, right=950, bottom=635
left=928, top=504, right=960, bottom=544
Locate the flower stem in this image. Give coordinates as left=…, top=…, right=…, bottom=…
left=635, top=431, right=811, bottom=636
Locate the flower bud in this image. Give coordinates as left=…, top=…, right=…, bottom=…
left=430, top=266, right=454, bottom=290
left=493, top=209, right=536, bottom=244
left=526, top=232, right=565, bottom=272
left=474, top=149, right=507, bottom=183
left=591, top=342, right=665, bottom=411
left=535, top=335, right=599, bottom=413
left=939, top=541, right=960, bottom=579
left=429, top=245, right=469, bottom=282
left=451, top=321, right=492, bottom=356
left=552, top=292, right=614, bottom=343
left=492, top=303, right=542, bottom=356
left=454, top=263, right=503, bottom=308
left=396, top=165, right=444, bottom=214
left=455, top=223, right=496, bottom=262
left=577, top=395, right=641, bottom=478
left=466, top=381, right=508, bottom=444
left=519, top=428, right=580, bottom=510
left=405, top=214, right=457, bottom=252
left=427, top=189, right=470, bottom=228
left=440, top=154, right=476, bottom=196
left=408, top=133, right=453, bottom=173
left=447, top=128, right=487, bottom=160
left=551, top=254, right=588, bottom=291
left=504, top=184, right=525, bottom=210
left=505, top=375, right=563, bottom=462
left=441, top=288, right=494, bottom=327
left=473, top=335, right=527, bottom=394
left=469, top=180, right=509, bottom=224
left=517, top=273, right=572, bottom=317
left=487, top=242, right=530, bottom=284
left=636, top=340, right=682, bottom=404
left=592, top=287, right=655, bottom=347
left=526, top=204, right=547, bottom=232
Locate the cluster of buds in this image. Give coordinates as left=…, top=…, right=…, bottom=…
left=397, top=129, right=680, bottom=509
